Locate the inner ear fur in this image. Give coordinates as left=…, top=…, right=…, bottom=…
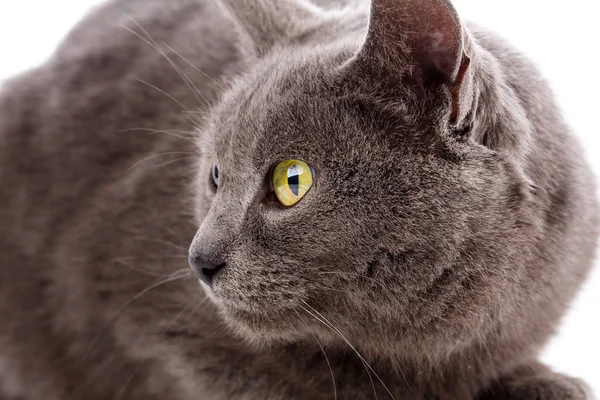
left=355, top=0, right=475, bottom=127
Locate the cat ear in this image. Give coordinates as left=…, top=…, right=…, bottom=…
left=356, top=0, right=473, bottom=125
left=219, top=0, right=324, bottom=57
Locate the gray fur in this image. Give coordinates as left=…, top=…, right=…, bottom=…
left=0, top=0, right=597, bottom=399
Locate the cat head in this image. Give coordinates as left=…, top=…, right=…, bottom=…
left=189, top=0, right=535, bottom=358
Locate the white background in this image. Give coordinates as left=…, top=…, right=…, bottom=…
left=0, top=0, right=598, bottom=395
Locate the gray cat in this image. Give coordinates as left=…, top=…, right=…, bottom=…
left=0, top=0, right=597, bottom=398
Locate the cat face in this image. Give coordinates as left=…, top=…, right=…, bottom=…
left=190, top=0, right=535, bottom=356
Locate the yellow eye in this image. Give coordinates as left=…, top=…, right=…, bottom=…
left=272, top=160, right=314, bottom=206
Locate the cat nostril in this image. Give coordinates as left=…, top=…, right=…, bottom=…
left=188, top=255, right=225, bottom=287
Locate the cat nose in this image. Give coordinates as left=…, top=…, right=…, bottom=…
left=188, top=254, right=225, bottom=287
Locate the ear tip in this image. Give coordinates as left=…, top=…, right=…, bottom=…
left=418, top=0, right=461, bottom=19
left=443, top=0, right=462, bottom=22
left=362, top=0, right=466, bottom=82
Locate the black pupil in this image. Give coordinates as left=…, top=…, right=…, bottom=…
left=288, top=166, right=300, bottom=196
left=212, top=165, right=219, bottom=184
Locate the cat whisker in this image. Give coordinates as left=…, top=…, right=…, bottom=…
left=110, top=255, right=188, bottom=262
left=163, top=226, right=188, bottom=248
left=161, top=42, right=225, bottom=90
left=152, top=132, right=195, bottom=143
left=131, top=19, right=214, bottom=110
left=294, top=309, right=338, bottom=400
left=121, top=18, right=211, bottom=109
left=119, top=127, right=196, bottom=136
left=168, top=268, right=196, bottom=278
left=111, top=259, right=173, bottom=278
left=128, top=152, right=195, bottom=172
left=152, top=156, right=196, bottom=169
left=116, top=363, right=144, bottom=399
left=129, top=236, right=188, bottom=252
left=172, top=62, right=211, bottom=109
left=181, top=110, right=209, bottom=115
left=84, top=270, right=194, bottom=360
left=110, top=255, right=189, bottom=278
left=150, top=132, right=195, bottom=142
left=300, top=301, right=402, bottom=400
left=314, top=334, right=338, bottom=400
left=299, top=303, right=379, bottom=400
left=119, top=127, right=197, bottom=144
left=135, top=77, right=187, bottom=110
left=117, top=298, right=200, bottom=397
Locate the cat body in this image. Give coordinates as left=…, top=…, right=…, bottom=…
left=0, top=0, right=597, bottom=399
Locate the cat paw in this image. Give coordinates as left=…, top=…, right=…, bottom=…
left=478, top=363, right=595, bottom=400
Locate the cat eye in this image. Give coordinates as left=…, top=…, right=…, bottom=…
left=272, top=160, right=314, bottom=207
left=211, top=164, right=219, bottom=187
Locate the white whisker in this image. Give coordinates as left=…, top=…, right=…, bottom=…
left=164, top=226, right=187, bottom=248
left=162, top=42, right=225, bottom=90
left=299, top=303, right=379, bottom=400
left=152, top=156, right=195, bottom=169
left=117, top=298, right=198, bottom=397
left=314, top=334, right=338, bottom=400
left=120, top=127, right=197, bottom=144
left=135, top=77, right=187, bottom=110
left=181, top=110, right=208, bottom=115
left=301, top=301, right=402, bottom=400
left=128, top=152, right=194, bottom=172
left=130, top=17, right=210, bottom=107
left=110, top=259, right=169, bottom=277
left=110, top=256, right=189, bottom=278
left=130, top=236, right=188, bottom=252
left=293, top=309, right=338, bottom=400
left=116, top=363, right=144, bottom=399
left=110, top=255, right=188, bottom=262
left=122, top=18, right=212, bottom=109
left=85, top=270, right=194, bottom=360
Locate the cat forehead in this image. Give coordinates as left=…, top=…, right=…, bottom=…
left=206, top=42, right=429, bottom=169
left=210, top=57, right=345, bottom=146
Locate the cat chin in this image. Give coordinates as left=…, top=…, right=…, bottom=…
left=212, top=300, right=311, bottom=344
left=204, top=278, right=324, bottom=344
left=230, top=323, right=309, bottom=348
